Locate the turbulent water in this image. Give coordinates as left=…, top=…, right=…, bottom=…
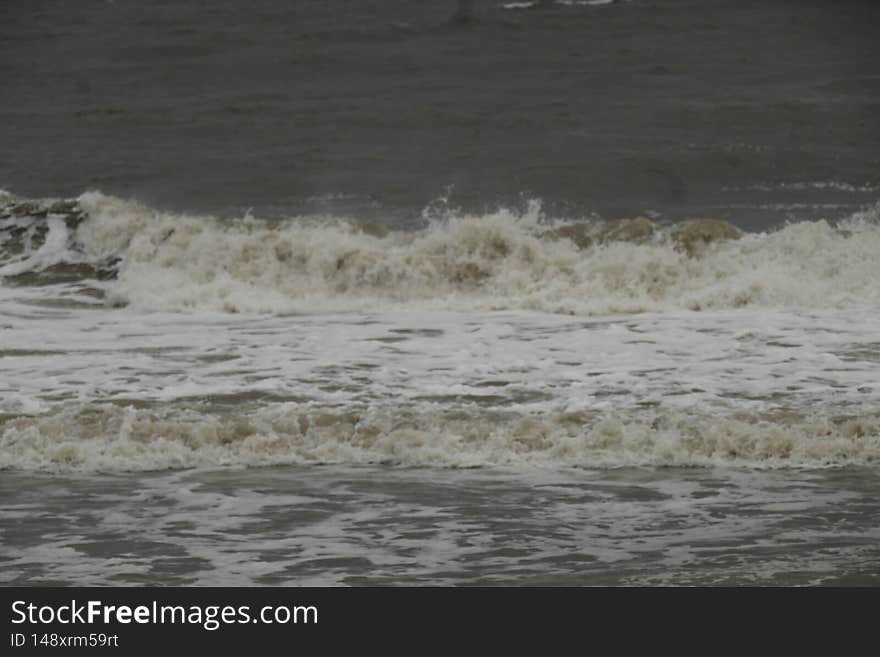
left=2, top=0, right=879, bottom=585
left=3, top=191, right=880, bottom=474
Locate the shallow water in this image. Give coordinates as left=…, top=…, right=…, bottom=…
left=2, top=465, right=878, bottom=586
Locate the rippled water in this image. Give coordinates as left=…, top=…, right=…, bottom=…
left=3, top=466, right=878, bottom=586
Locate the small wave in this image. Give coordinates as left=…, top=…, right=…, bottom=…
left=728, top=181, right=880, bottom=193
left=2, top=402, right=878, bottom=472
left=501, top=0, right=619, bottom=9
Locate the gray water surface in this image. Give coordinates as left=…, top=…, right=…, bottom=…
left=2, top=465, right=878, bottom=586
left=2, top=0, right=878, bottom=225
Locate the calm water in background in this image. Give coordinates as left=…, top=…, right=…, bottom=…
left=1, top=0, right=880, bottom=585
left=2, top=0, right=878, bottom=224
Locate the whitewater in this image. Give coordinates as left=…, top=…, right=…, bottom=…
left=2, top=191, right=879, bottom=473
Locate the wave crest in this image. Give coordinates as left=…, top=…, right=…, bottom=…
left=3, top=191, right=880, bottom=315
left=2, top=402, right=878, bottom=472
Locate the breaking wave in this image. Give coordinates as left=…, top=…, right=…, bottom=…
left=2, top=190, right=880, bottom=315
left=2, top=402, right=878, bottom=472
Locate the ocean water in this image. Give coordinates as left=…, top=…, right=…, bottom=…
left=1, top=0, right=879, bottom=585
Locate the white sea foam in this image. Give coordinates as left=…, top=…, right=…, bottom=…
left=0, top=217, right=73, bottom=277
left=61, top=191, right=880, bottom=316
left=3, top=401, right=879, bottom=472
left=3, top=192, right=880, bottom=473
left=731, top=181, right=880, bottom=193
left=2, top=302, right=879, bottom=415
left=1, top=302, right=879, bottom=472
left=501, top=0, right=618, bottom=9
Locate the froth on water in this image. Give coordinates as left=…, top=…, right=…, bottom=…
left=2, top=191, right=880, bottom=316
